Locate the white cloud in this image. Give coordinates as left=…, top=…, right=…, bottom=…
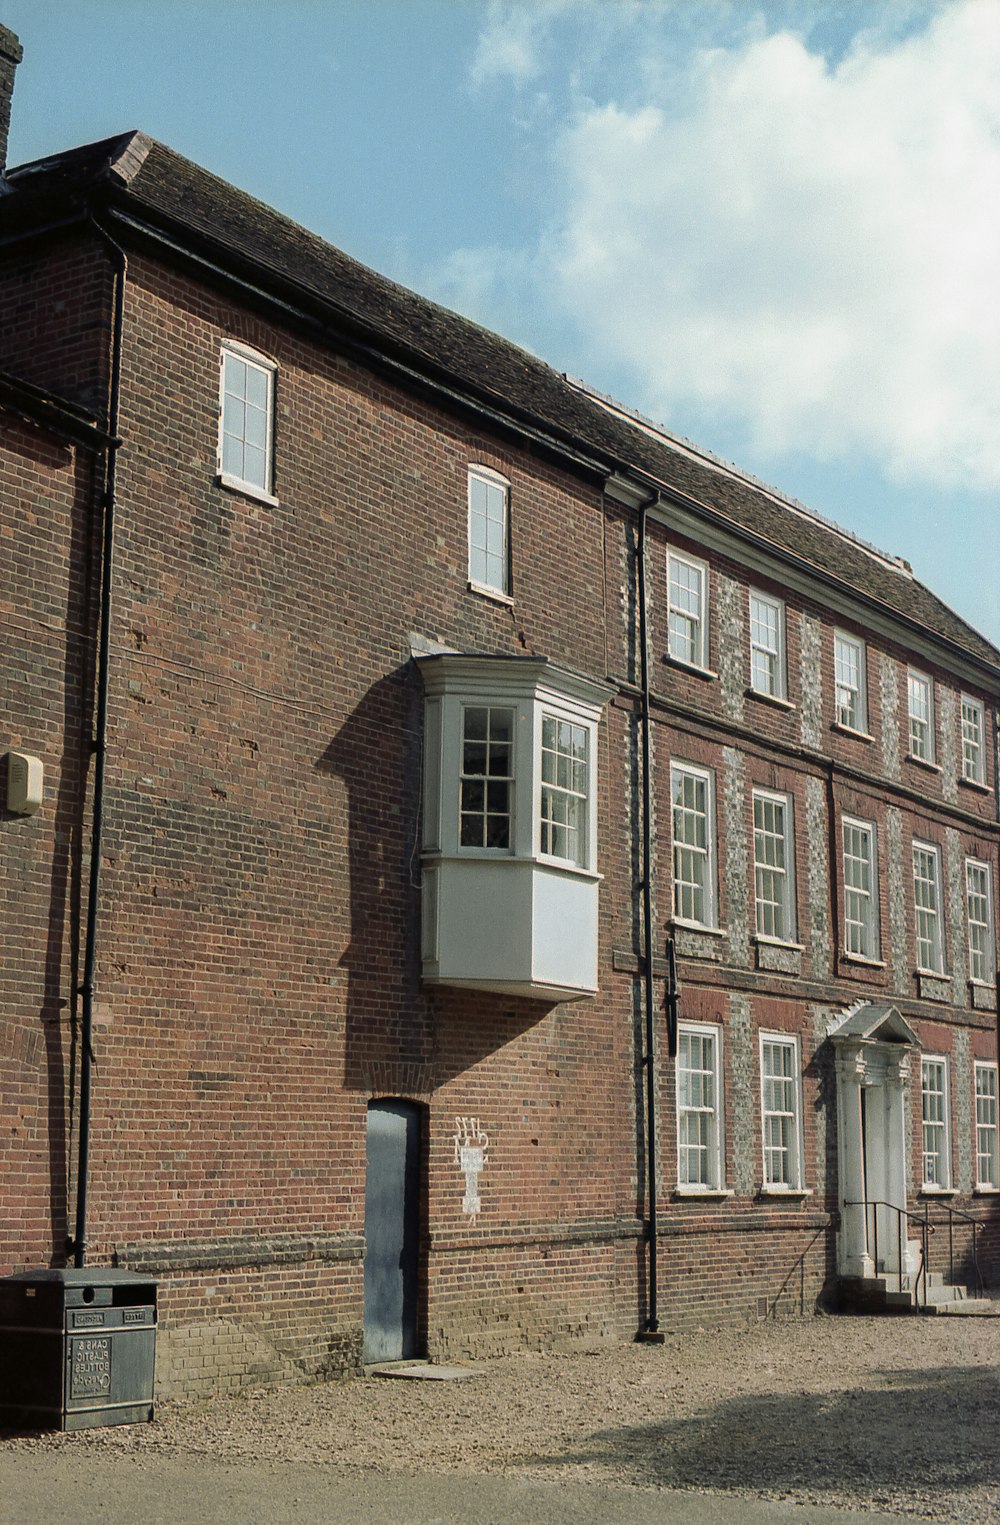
left=469, top=0, right=573, bottom=87
left=466, top=0, right=1000, bottom=492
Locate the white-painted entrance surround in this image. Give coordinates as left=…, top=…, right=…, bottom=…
left=830, top=1004, right=922, bottom=1282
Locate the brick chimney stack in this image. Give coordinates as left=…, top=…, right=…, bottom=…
left=0, top=25, right=23, bottom=177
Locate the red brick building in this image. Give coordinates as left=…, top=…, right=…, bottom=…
left=2, top=28, right=999, bottom=1398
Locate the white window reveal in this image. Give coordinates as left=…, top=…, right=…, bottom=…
left=468, top=466, right=510, bottom=597
left=834, top=632, right=867, bottom=732
left=843, top=816, right=879, bottom=959
left=760, top=1034, right=803, bottom=1191
left=961, top=695, right=986, bottom=785
left=219, top=343, right=275, bottom=498
left=676, top=1023, right=725, bottom=1191
left=966, top=857, right=994, bottom=985
left=670, top=762, right=716, bottom=927
left=907, top=669, right=934, bottom=762
left=667, top=550, right=709, bottom=669
left=912, top=840, right=944, bottom=973
left=749, top=592, right=785, bottom=699
left=540, top=715, right=589, bottom=868
left=921, top=1056, right=951, bottom=1189
left=416, top=654, right=610, bottom=1002
left=976, top=1063, right=999, bottom=1191
left=753, top=790, right=795, bottom=943
left=459, top=706, right=514, bottom=850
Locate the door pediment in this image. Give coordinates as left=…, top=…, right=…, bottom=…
left=828, top=1002, right=920, bottom=1047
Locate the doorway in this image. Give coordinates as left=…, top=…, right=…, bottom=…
left=831, top=1004, right=919, bottom=1282
left=363, top=1099, right=421, bottom=1362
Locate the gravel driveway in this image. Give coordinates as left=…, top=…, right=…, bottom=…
left=3, top=1314, right=999, bottom=1521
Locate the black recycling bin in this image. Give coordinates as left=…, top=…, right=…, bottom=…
left=0, top=1268, right=156, bottom=1430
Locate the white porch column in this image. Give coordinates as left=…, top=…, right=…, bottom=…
left=836, top=1042, right=873, bottom=1278
left=885, top=1050, right=919, bottom=1280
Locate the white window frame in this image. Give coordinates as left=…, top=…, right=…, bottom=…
left=458, top=704, right=515, bottom=853
left=961, top=695, right=986, bottom=785
left=670, top=762, right=717, bottom=928
left=752, top=789, right=796, bottom=943
left=759, top=1033, right=804, bottom=1191
left=907, top=669, right=935, bottom=763
left=842, top=815, right=879, bottom=960
left=467, top=465, right=510, bottom=599
left=921, top=1055, right=952, bottom=1190
left=218, top=341, right=276, bottom=501
left=975, top=1062, right=999, bottom=1191
left=834, top=631, right=867, bottom=733
left=676, top=1022, right=725, bottom=1192
left=912, top=840, right=944, bottom=974
left=538, top=711, right=590, bottom=870
left=749, top=591, right=785, bottom=699
left=666, top=549, right=709, bottom=670
left=966, top=857, right=994, bottom=985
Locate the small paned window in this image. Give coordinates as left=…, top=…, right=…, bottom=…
left=459, top=706, right=514, bottom=849
left=907, top=670, right=934, bottom=762
left=760, top=1035, right=803, bottom=1190
left=913, top=841, right=944, bottom=973
left=753, top=790, right=795, bottom=942
left=667, top=551, right=709, bottom=668
left=749, top=592, right=785, bottom=699
left=843, top=817, right=879, bottom=959
left=677, top=1024, right=724, bottom=1190
left=219, top=345, right=275, bottom=495
left=962, top=696, right=985, bottom=784
left=670, top=762, right=715, bottom=927
left=976, top=1063, right=999, bottom=1190
left=468, top=467, right=510, bottom=596
left=540, top=715, right=589, bottom=868
left=966, top=858, right=994, bottom=984
left=835, top=632, right=867, bottom=732
left=921, top=1056, right=951, bottom=1189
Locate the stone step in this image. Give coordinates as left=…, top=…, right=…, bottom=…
left=921, top=1298, right=1000, bottom=1317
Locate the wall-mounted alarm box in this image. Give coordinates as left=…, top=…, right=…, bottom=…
left=6, top=753, right=43, bottom=815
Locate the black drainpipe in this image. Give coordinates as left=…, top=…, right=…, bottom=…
left=636, top=490, right=665, bottom=1339
left=71, top=212, right=127, bottom=1269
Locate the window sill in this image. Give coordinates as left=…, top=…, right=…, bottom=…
left=757, top=1187, right=812, bottom=1200
left=973, top=1186, right=1000, bottom=1196
left=915, top=966, right=949, bottom=980
left=840, top=951, right=886, bottom=969
left=919, top=1186, right=958, bottom=1198
left=217, top=471, right=279, bottom=508
left=430, top=849, right=602, bottom=882
left=746, top=687, right=794, bottom=712
left=663, top=654, right=717, bottom=681
left=906, top=754, right=941, bottom=774
left=467, top=580, right=514, bottom=608
left=754, top=936, right=803, bottom=952
left=832, top=722, right=874, bottom=744
left=959, top=776, right=991, bottom=795
left=672, top=919, right=724, bottom=937
left=673, top=1187, right=734, bottom=1200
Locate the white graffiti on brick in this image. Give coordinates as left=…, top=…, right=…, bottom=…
left=454, top=1116, right=489, bottom=1217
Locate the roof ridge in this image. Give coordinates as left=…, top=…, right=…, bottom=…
left=564, top=376, right=914, bottom=580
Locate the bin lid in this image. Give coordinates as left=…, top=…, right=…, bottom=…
left=0, top=1268, right=157, bottom=1288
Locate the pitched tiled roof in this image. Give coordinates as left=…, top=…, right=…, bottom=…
left=4, top=131, right=997, bottom=672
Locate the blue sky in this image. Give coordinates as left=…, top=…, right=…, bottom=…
left=4, top=1, right=998, bottom=648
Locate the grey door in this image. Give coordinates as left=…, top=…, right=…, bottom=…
left=363, top=1100, right=421, bottom=1362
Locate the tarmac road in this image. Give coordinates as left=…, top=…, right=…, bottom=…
left=0, top=1450, right=910, bottom=1524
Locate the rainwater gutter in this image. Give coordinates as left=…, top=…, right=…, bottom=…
left=71, top=210, right=126, bottom=1269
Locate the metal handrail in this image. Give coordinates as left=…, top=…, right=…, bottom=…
left=844, top=1198, right=986, bottom=1306
left=931, top=1199, right=985, bottom=1296
left=843, top=1199, right=931, bottom=1309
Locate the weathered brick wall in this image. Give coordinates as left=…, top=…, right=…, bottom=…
left=2, top=232, right=635, bottom=1391
left=0, top=408, right=99, bottom=1271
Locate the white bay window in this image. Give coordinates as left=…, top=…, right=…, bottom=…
left=417, top=653, right=609, bottom=1001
